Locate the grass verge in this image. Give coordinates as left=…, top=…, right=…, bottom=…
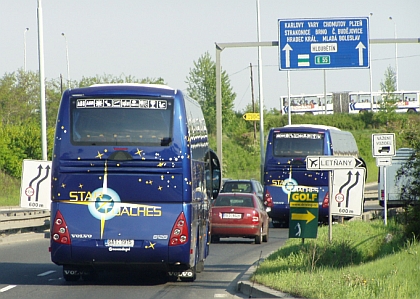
left=0, top=171, right=20, bottom=206
left=253, top=220, right=420, bottom=299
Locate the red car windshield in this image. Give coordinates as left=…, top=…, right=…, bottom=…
left=214, top=196, right=254, bottom=208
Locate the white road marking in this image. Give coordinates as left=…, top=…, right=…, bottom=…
left=37, top=270, right=56, bottom=277
left=0, top=285, right=17, bottom=293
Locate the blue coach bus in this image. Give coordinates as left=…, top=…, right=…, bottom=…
left=263, top=124, right=364, bottom=228
left=50, top=84, right=220, bottom=282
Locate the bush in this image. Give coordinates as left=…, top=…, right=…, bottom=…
left=0, top=122, right=44, bottom=178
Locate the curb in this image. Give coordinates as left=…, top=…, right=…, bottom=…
left=237, top=260, right=299, bottom=298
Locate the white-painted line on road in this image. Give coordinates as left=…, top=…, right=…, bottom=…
left=0, top=285, right=17, bottom=293
left=37, top=270, right=56, bottom=277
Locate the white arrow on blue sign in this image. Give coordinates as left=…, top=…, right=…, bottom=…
left=278, top=17, right=369, bottom=70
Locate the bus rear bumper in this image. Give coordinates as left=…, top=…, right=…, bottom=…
left=50, top=240, right=191, bottom=272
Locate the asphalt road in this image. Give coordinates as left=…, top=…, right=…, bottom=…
left=0, top=182, right=382, bottom=298
left=0, top=229, right=289, bottom=299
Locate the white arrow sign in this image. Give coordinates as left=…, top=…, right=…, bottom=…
left=306, top=156, right=364, bottom=170
left=331, top=168, right=365, bottom=216
left=356, top=42, right=366, bottom=66
left=282, top=43, right=293, bottom=68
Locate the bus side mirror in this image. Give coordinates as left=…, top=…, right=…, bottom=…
left=205, top=150, right=221, bottom=200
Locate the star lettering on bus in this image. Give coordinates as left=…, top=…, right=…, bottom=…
left=158, top=186, right=163, bottom=191
left=79, top=183, right=83, bottom=189
left=135, top=148, right=143, bottom=156
left=96, top=151, right=104, bottom=159
left=145, top=241, right=155, bottom=249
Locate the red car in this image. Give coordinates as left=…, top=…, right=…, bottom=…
left=210, top=193, right=269, bottom=244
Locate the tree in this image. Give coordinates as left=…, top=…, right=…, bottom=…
left=0, top=70, right=40, bottom=125
left=77, top=73, right=165, bottom=87
left=186, top=52, right=236, bottom=135
left=45, top=78, right=64, bottom=128
left=376, top=66, right=399, bottom=126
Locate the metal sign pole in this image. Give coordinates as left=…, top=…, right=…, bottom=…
left=328, top=170, right=333, bottom=242
left=287, top=70, right=291, bottom=125
left=384, top=165, right=388, bottom=225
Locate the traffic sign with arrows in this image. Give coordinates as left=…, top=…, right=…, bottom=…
left=242, top=112, right=260, bottom=121
left=20, top=159, right=51, bottom=210
left=330, top=168, right=365, bottom=216
left=289, top=191, right=319, bottom=239
left=306, top=155, right=364, bottom=170
left=278, top=17, right=369, bottom=70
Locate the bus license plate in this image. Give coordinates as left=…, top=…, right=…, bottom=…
left=223, top=213, right=242, bottom=219
left=105, top=239, right=134, bottom=247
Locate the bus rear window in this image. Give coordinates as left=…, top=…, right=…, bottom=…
left=273, top=132, right=324, bottom=157
left=71, top=98, right=173, bottom=146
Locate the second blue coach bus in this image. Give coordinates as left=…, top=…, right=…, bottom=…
left=263, top=124, right=364, bottom=227
left=50, top=84, right=220, bottom=282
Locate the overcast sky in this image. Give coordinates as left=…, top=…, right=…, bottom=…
left=2, top=0, right=420, bottom=111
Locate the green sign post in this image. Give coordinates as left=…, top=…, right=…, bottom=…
left=289, top=192, right=319, bottom=239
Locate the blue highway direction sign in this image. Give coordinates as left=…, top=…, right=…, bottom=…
left=278, top=17, right=369, bottom=70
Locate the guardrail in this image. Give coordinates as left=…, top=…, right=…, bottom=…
left=0, top=208, right=50, bottom=236
left=364, top=190, right=378, bottom=200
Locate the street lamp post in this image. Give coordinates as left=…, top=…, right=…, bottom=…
left=256, top=0, right=265, bottom=181
left=24, top=27, right=29, bottom=71
left=61, top=32, right=70, bottom=89
left=369, top=13, right=373, bottom=112
left=389, top=17, right=399, bottom=91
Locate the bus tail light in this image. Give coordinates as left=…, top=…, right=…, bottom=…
left=322, top=193, right=329, bottom=208
left=380, top=190, right=384, bottom=200
left=264, top=190, right=274, bottom=207
left=51, top=210, right=71, bottom=245
left=169, top=212, right=189, bottom=246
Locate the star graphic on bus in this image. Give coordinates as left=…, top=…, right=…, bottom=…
left=135, top=148, right=143, bottom=156
left=96, top=151, right=104, bottom=159
left=145, top=241, right=156, bottom=249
